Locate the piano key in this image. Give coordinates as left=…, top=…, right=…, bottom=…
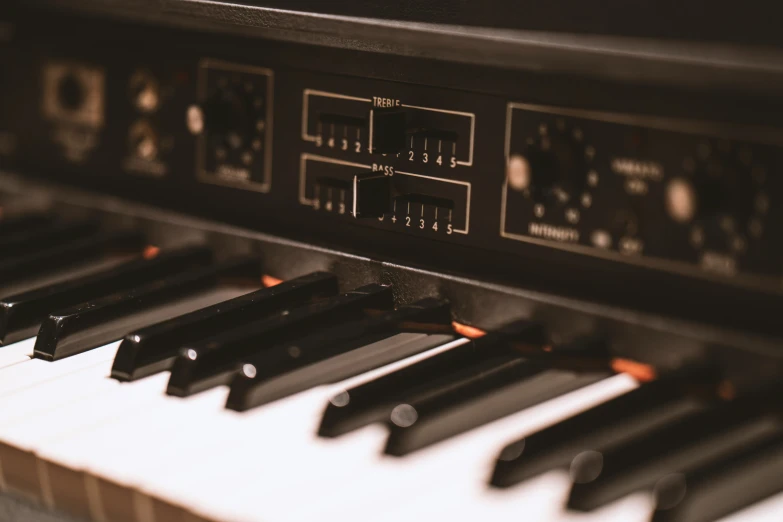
left=165, top=283, right=394, bottom=397
left=0, top=291, right=253, bottom=501
left=198, top=373, right=639, bottom=522
left=0, top=245, right=213, bottom=345
left=81, top=392, right=242, bottom=522
left=0, top=252, right=138, bottom=300
left=103, top=390, right=240, bottom=498
left=557, top=493, right=654, bottom=522
left=373, top=477, right=652, bottom=522
left=289, top=352, right=636, bottom=522
left=43, top=334, right=450, bottom=521
left=0, top=287, right=245, bottom=392
left=0, top=352, right=127, bottom=500
left=0, top=341, right=121, bottom=398
left=0, top=212, right=54, bottom=238
left=317, top=320, right=546, bottom=438
left=384, top=362, right=609, bottom=456
left=717, top=491, right=783, bottom=522
left=33, top=256, right=262, bottom=361
left=0, top=229, right=145, bottom=287
left=490, top=363, right=719, bottom=488
left=225, top=297, right=452, bottom=411
left=132, top=334, right=457, bottom=521
left=0, top=337, right=37, bottom=368
left=111, top=271, right=338, bottom=382
left=0, top=359, right=118, bottom=426
left=0, top=363, right=131, bottom=500
left=0, top=219, right=100, bottom=260
left=567, top=392, right=783, bottom=512
left=32, top=376, right=215, bottom=517
left=0, top=371, right=171, bottom=503
left=158, top=334, right=616, bottom=521
left=650, top=436, right=783, bottom=522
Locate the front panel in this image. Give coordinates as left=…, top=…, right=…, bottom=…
left=2, top=9, right=783, bottom=333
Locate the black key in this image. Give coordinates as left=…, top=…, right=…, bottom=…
left=520, top=335, right=623, bottom=374
left=0, top=230, right=145, bottom=286
left=111, top=272, right=339, bottom=382
left=566, top=392, right=783, bottom=512
left=651, top=435, right=783, bottom=522
left=226, top=298, right=453, bottom=411
left=0, top=219, right=100, bottom=260
left=384, top=360, right=607, bottom=456
left=33, top=256, right=262, bottom=361
left=0, top=213, right=54, bottom=238
left=490, top=364, right=721, bottom=488
left=318, top=320, right=547, bottom=438
left=166, top=284, right=394, bottom=397
left=0, top=246, right=212, bottom=345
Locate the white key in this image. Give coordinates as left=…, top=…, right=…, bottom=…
left=365, top=375, right=647, bottom=522
left=0, top=359, right=115, bottom=425
left=23, top=372, right=171, bottom=460
left=92, top=335, right=440, bottom=498
left=0, top=341, right=120, bottom=397
left=249, top=372, right=640, bottom=522
left=30, top=334, right=436, bottom=519
left=0, top=337, right=36, bottom=369
left=0, top=342, right=124, bottom=493
left=364, top=474, right=651, bottom=522
left=0, top=364, right=167, bottom=486
left=172, top=349, right=632, bottom=522
left=44, top=383, right=256, bottom=522
left=2, top=373, right=171, bottom=505
left=36, top=380, right=224, bottom=517
left=45, top=384, right=229, bottom=478
left=0, top=376, right=128, bottom=455
left=132, top=335, right=465, bottom=521
left=717, top=492, right=783, bottom=522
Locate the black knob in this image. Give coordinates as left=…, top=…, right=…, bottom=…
left=522, top=126, right=588, bottom=205
left=57, top=73, right=85, bottom=111
left=202, top=87, right=256, bottom=149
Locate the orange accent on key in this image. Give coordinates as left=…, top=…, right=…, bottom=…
left=611, top=358, right=657, bottom=382
left=452, top=322, right=486, bottom=339
left=143, top=245, right=160, bottom=259
left=717, top=379, right=736, bottom=400
left=262, top=275, right=284, bottom=288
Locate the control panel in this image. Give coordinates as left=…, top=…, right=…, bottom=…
left=3, top=10, right=783, bottom=328
left=188, top=59, right=273, bottom=192
left=501, top=104, right=783, bottom=278
left=297, top=87, right=476, bottom=236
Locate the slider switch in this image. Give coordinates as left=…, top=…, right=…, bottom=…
left=352, top=172, right=391, bottom=218
left=372, top=109, right=407, bottom=154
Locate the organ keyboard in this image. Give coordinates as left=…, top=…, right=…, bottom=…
left=0, top=205, right=774, bottom=522
left=1, top=1, right=783, bottom=521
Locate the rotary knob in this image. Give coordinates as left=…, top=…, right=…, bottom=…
left=507, top=123, right=590, bottom=206
left=666, top=142, right=768, bottom=255
left=694, top=158, right=755, bottom=228
left=667, top=146, right=759, bottom=229
left=200, top=87, right=257, bottom=150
